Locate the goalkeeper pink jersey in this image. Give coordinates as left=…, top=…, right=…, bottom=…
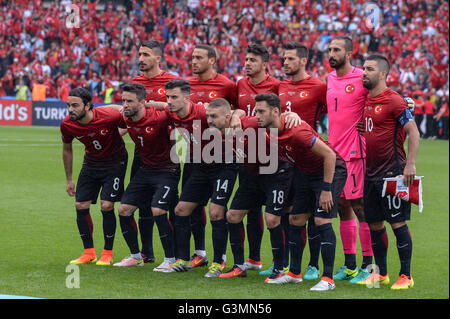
left=326, top=67, right=368, bottom=160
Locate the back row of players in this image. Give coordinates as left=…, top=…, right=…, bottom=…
left=61, top=36, right=419, bottom=291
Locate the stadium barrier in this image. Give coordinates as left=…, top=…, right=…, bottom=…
left=0, top=98, right=108, bottom=126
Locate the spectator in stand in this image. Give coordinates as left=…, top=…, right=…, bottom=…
left=422, top=96, right=435, bottom=139
left=15, top=78, right=31, bottom=100
left=0, top=0, right=447, bottom=103
left=31, top=78, right=46, bottom=101
left=434, top=98, right=449, bottom=140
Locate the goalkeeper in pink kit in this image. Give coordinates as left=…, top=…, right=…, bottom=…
left=326, top=36, right=373, bottom=283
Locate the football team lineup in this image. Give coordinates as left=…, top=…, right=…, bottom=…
left=60, top=38, right=421, bottom=291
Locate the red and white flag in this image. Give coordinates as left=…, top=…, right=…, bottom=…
left=382, top=176, right=423, bottom=212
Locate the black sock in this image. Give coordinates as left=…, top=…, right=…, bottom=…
left=361, top=255, right=373, bottom=270
left=344, top=253, right=357, bottom=270
left=175, top=215, right=191, bottom=261
left=76, top=208, right=94, bottom=249
left=211, top=218, right=227, bottom=264
left=281, top=214, right=290, bottom=268
left=154, top=214, right=175, bottom=259
left=288, top=224, right=306, bottom=275
left=168, top=199, right=178, bottom=258
left=370, top=227, right=389, bottom=276
left=138, top=207, right=154, bottom=258
left=190, top=206, right=206, bottom=251
left=228, top=221, right=245, bottom=266
left=246, top=208, right=263, bottom=262
left=268, top=224, right=285, bottom=271
left=101, top=209, right=116, bottom=250
left=307, top=217, right=320, bottom=269
left=393, top=224, right=413, bottom=277
left=318, top=223, right=336, bottom=279
left=119, top=215, right=140, bottom=254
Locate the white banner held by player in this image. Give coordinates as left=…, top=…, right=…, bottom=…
left=382, top=176, right=424, bottom=213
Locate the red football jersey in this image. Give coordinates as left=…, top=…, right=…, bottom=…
left=237, top=74, right=280, bottom=116
left=189, top=72, right=237, bottom=107
left=364, top=88, right=408, bottom=180
left=60, top=107, right=126, bottom=167
left=132, top=71, right=179, bottom=103
left=165, top=103, right=210, bottom=164
left=119, top=108, right=177, bottom=170
left=279, top=75, right=327, bottom=130
left=275, top=117, right=333, bottom=175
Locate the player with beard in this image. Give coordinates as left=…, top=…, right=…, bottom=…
left=185, top=45, right=237, bottom=269
left=236, top=44, right=281, bottom=272
left=112, top=83, right=179, bottom=271
left=326, top=36, right=374, bottom=283
left=127, top=41, right=179, bottom=264
left=253, top=93, right=347, bottom=291
left=278, top=41, right=328, bottom=281
left=61, top=88, right=128, bottom=266
left=359, top=55, right=419, bottom=289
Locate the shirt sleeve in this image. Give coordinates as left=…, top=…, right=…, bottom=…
left=60, top=122, right=74, bottom=143
left=292, top=126, right=316, bottom=149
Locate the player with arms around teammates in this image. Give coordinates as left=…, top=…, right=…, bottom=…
left=279, top=41, right=328, bottom=281
left=106, top=83, right=179, bottom=271
left=358, top=55, right=419, bottom=290
left=180, top=44, right=238, bottom=269
left=236, top=44, right=281, bottom=273
left=61, top=88, right=128, bottom=266
left=126, top=40, right=179, bottom=264
left=253, top=93, right=347, bottom=291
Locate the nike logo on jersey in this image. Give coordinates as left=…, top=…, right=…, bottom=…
left=110, top=194, right=117, bottom=197
left=316, top=208, right=325, bottom=213
left=76, top=136, right=84, bottom=139
left=391, top=212, right=401, bottom=218
left=158, top=200, right=167, bottom=204
left=273, top=207, right=283, bottom=211
left=239, top=94, right=246, bottom=97
left=352, top=190, right=358, bottom=194
left=216, top=196, right=226, bottom=200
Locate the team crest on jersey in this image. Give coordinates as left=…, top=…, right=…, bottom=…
left=374, top=105, right=383, bottom=114
left=345, top=84, right=355, bottom=93
left=157, top=88, right=166, bottom=95
left=145, top=126, right=154, bottom=133
left=100, top=128, right=109, bottom=136
left=285, top=145, right=293, bottom=152
left=299, top=91, right=309, bottom=98
left=209, top=91, right=218, bottom=99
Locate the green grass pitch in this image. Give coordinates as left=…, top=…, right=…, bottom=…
left=0, top=125, right=448, bottom=299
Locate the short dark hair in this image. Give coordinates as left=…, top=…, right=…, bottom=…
left=122, top=82, right=147, bottom=101
left=68, top=87, right=93, bottom=109
left=366, top=54, right=390, bottom=76
left=141, top=40, right=163, bottom=56
left=194, top=44, right=217, bottom=60
left=208, top=98, right=231, bottom=112
left=331, top=36, right=353, bottom=52
left=284, top=41, right=309, bottom=59
left=247, top=44, right=269, bottom=62
left=255, top=93, right=281, bottom=111
left=165, top=78, right=191, bottom=95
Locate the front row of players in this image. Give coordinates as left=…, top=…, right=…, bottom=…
left=61, top=54, right=419, bottom=291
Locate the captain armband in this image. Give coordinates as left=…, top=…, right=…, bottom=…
left=397, top=108, right=414, bottom=127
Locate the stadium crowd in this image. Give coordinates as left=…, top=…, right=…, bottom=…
left=0, top=0, right=449, bottom=138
